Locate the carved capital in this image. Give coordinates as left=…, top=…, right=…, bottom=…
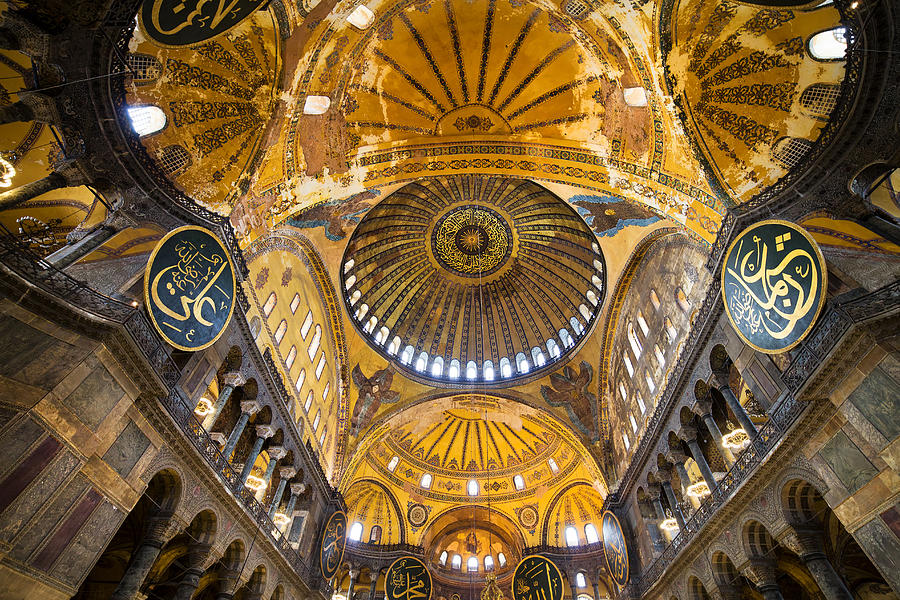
left=667, top=446, right=688, bottom=465
left=742, top=557, right=778, bottom=588
left=779, top=525, right=825, bottom=560
left=222, top=371, right=247, bottom=388
left=290, top=483, right=307, bottom=496
left=18, top=91, right=59, bottom=124
left=679, top=424, right=698, bottom=442
left=647, top=481, right=663, bottom=500
left=711, top=371, right=731, bottom=391
left=656, top=467, right=674, bottom=483
left=267, top=446, right=287, bottom=460
left=54, top=159, right=88, bottom=187
left=146, top=513, right=183, bottom=546
left=256, top=424, right=276, bottom=439
left=240, top=400, right=260, bottom=415
left=210, top=432, right=227, bottom=445
left=280, top=466, right=298, bottom=479
left=693, top=396, right=714, bottom=418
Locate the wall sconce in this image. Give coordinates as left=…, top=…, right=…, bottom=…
left=194, top=397, right=213, bottom=415
left=722, top=422, right=750, bottom=450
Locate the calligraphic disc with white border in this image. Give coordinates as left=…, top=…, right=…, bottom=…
left=512, top=555, right=564, bottom=600
left=144, top=225, right=236, bottom=351
left=319, top=510, right=347, bottom=580
left=602, top=510, right=629, bottom=588
left=721, top=220, right=827, bottom=354
left=139, top=0, right=270, bottom=48
left=385, top=556, right=432, bottom=600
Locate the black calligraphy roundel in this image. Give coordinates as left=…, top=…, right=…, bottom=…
left=721, top=220, right=827, bottom=354
left=385, top=556, right=432, bottom=600
left=602, top=511, right=629, bottom=588
left=144, top=226, right=236, bottom=352
left=319, top=510, right=347, bottom=580
left=139, top=0, right=270, bottom=48
left=512, top=555, right=564, bottom=600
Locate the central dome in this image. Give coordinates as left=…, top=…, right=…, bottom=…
left=342, top=176, right=606, bottom=384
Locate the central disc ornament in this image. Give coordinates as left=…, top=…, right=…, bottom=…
left=432, top=206, right=512, bottom=276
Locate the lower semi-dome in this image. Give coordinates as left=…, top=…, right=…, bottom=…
left=341, top=175, right=606, bottom=384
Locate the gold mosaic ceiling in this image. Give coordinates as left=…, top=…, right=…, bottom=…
left=341, top=175, right=605, bottom=384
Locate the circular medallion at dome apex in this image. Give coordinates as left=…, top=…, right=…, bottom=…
left=342, top=176, right=606, bottom=385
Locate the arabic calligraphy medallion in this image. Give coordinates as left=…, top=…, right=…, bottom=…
left=721, top=220, right=827, bottom=353
left=432, top=205, right=512, bottom=277
left=140, top=0, right=270, bottom=47
left=319, top=510, right=347, bottom=580
left=512, top=555, right=564, bottom=600
left=144, top=226, right=236, bottom=351
left=602, top=511, right=629, bottom=588
left=385, top=556, right=432, bottom=600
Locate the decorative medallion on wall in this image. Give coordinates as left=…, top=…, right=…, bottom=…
left=319, top=510, right=347, bottom=580
left=385, top=556, right=433, bottom=600
left=407, top=502, right=430, bottom=528
left=511, top=555, right=564, bottom=600
left=140, top=0, right=270, bottom=47
left=516, top=504, right=539, bottom=532
left=144, top=225, right=236, bottom=351
left=721, top=220, right=827, bottom=353
left=602, top=510, right=629, bottom=588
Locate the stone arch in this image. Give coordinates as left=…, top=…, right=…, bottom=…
left=186, top=508, right=218, bottom=546
left=687, top=575, right=711, bottom=600
left=711, top=551, right=742, bottom=588
left=147, top=467, right=183, bottom=514
left=742, top=519, right=777, bottom=558
left=270, top=583, right=285, bottom=600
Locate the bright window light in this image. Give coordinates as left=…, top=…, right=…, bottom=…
left=127, top=105, right=166, bottom=136
left=349, top=521, right=363, bottom=541
left=565, top=526, right=579, bottom=547
left=623, top=87, right=648, bottom=107
left=809, top=27, right=847, bottom=60
left=347, top=5, right=375, bottom=29
left=467, top=479, right=478, bottom=496
left=303, top=95, right=331, bottom=115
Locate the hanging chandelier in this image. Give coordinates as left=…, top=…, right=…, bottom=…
left=722, top=422, right=750, bottom=450
left=660, top=509, right=679, bottom=533
left=481, top=572, right=506, bottom=600
left=686, top=481, right=710, bottom=499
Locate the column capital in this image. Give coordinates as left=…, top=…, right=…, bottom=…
left=647, top=481, right=662, bottom=499
left=54, top=159, right=88, bottom=187
left=693, top=396, right=714, bottom=418
left=290, top=483, right=307, bottom=496
left=210, top=432, right=227, bottom=445
left=711, top=371, right=731, bottom=391
left=240, top=400, right=261, bottom=415
left=256, top=424, right=276, bottom=439
left=222, top=371, right=247, bottom=388
left=679, top=425, right=698, bottom=442
left=280, top=466, right=298, bottom=479
left=267, top=446, right=287, bottom=460
left=778, top=524, right=825, bottom=560
left=667, top=447, right=688, bottom=465
left=18, top=91, right=59, bottom=124
left=656, top=467, right=674, bottom=483
left=741, top=556, right=778, bottom=588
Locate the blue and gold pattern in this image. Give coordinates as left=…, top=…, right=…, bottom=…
left=319, top=510, right=347, bottom=580
left=144, top=226, right=235, bottom=351
left=385, top=556, right=432, bottom=600
left=602, top=510, right=629, bottom=588
left=512, top=555, right=564, bottom=600
left=140, top=0, right=269, bottom=47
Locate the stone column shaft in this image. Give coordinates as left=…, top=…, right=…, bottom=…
left=240, top=435, right=267, bottom=485
left=782, top=526, right=854, bottom=600
left=222, top=411, right=251, bottom=461
left=369, top=577, right=378, bottom=600
left=44, top=225, right=118, bottom=269
left=660, top=480, right=686, bottom=531
left=173, top=543, right=211, bottom=600
left=202, top=372, right=245, bottom=430
left=111, top=514, right=176, bottom=600
left=685, top=438, right=718, bottom=490
left=718, top=384, right=758, bottom=438
left=742, top=557, right=784, bottom=600
left=591, top=582, right=602, bottom=600
left=0, top=171, right=66, bottom=210
left=701, top=412, right=736, bottom=465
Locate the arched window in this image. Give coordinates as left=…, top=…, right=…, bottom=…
left=320, top=428, right=327, bottom=448
left=344, top=259, right=355, bottom=273
left=290, top=293, right=301, bottom=314
left=356, top=303, right=369, bottom=320
left=349, top=521, right=363, bottom=541
left=467, top=556, right=478, bottom=572
left=645, top=372, right=656, bottom=393
left=452, top=555, right=462, bottom=570
left=559, top=328, right=574, bottom=348
left=654, top=344, right=665, bottom=368
left=547, top=338, right=560, bottom=359
left=431, top=356, right=444, bottom=377
left=388, top=456, right=399, bottom=471
left=448, top=359, right=460, bottom=379
left=575, top=572, right=587, bottom=588
left=665, top=317, right=677, bottom=344
left=565, top=526, right=579, bottom=547
left=808, top=27, right=847, bottom=61
left=250, top=316, right=261, bottom=340
left=420, top=473, right=432, bottom=489
left=516, top=353, right=529, bottom=374
left=675, top=288, right=690, bottom=313
left=513, top=474, right=525, bottom=490
left=316, top=354, right=327, bottom=379
left=630, top=413, right=638, bottom=432
left=498, top=553, right=507, bottom=567
left=593, top=259, right=604, bottom=271
left=304, top=390, right=313, bottom=412
left=439, top=551, right=448, bottom=566
left=800, top=83, right=840, bottom=118
left=623, top=86, right=648, bottom=107
left=483, top=360, right=495, bottom=381
left=628, top=323, right=643, bottom=357
left=263, top=292, right=277, bottom=317
left=274, top=319, right=288, bottom=344
left=570, top=316, right=583, bottom=335
left=579, top=303, right=591, bottom=321
left=127, top=105, right=166, bottom=136
left=303, top=95, right=331, bottom=115
left=349, top=290, right=361, bottom=306
left=650, top=289, right=661, bottom=310
left=586, top=289, right=599, bottom=306
left=375, top=326, right=389, bottom=345
left=401, top=345, right=414, bottom=365
left=388, top=336, right=401, bottom=355
left=364, top=316, right=377, bottom=334
left=500, top=357, right=512, bottom=378
left=347, top=4, right=375, bottom=29
left=369, top=525, right=382, bottom=543
left=125, top=53, right=162, bottom=83
left=322, top=382, right=330, bottom=401
left=313, top=410, right=321, bottom=431
left=308, top=325, right=322, bottom=359
left=344, top=275, right=356, bottom=290
left=301, top=311, right=313, bottom=338
left=623, top=352, right=634, bottom=377
left=415, top=352, right=428, bottom=372
left=618, top=381, right=627, bottom=401
left=772, top=137, right=813, bottom=170
left=585, top=523, right=600, bottom=544
left=592, top=274, right=603, bottom=290
left=285, top=346, right=297, bottom=369
left=484, top=555, right=494, bottom=571
left=465, top=360, right=477, bottom=380
left=623, top=432, right=630, bottom=450
left=548, top=458, right=559, bottom=474
left=467, top=479, right=478, bottom=496
left=636, top=312, right=649, bottom=337
left=295, top=369, right=306, bottom=393
left=532, top=347, right=546, bottom=367
left=637, top=395, right=646, bottom=414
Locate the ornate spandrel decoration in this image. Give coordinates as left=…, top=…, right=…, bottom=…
left=540, top=361, right=598, bottom=440
left=144, top=226, right=236, bottom=351
left=721, top=220, right=827, bottom=353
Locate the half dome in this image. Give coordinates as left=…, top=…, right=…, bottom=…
left=342, top=175, right=605, bottom=384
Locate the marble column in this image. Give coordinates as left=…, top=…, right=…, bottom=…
left=111, top=513, right=180, bottom=600
left=713, top=372, right=758, bottom=438
left=202, top=372, right=246, bottom=430
left=742, top=557, right=784, bottom=600
left=255, top=446, right=286, bottom=500
left=240, top=425, right=276, bottom=485
left=591, top=582, right=602, bottom=600
left=348, top=568, right=360, bottom=600
left=282, top=483, right=306, bottom=531
left=657, top=470, right=685, bottom=531
left=639, top=499, right=665, bottom=553
left=667, top=448, right=693, bottom=498
left=694, top=397, right=735, bottom=466
left=221, top=400, right=260, bottom=461
left=44, top=223, right=120, bottom=269
left=680, top=425, right=718, bottom=491
left=369, top=575, right=378, bottom=600
left=173, top=542, right=211, bottom=600
left=569, top=578, right=579, bottom=600
left=267, top=466, right=296, bottom=519
left=780, top=525, right=854, bottom=600
left=0, top=161, right=85, bottom=211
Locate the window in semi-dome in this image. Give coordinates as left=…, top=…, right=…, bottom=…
left=467, top=479, right=478, bottom=496
left=801, top=83, right=841, bottom=118
left=349, top=290, right=361, bottom=306
left=559, top=328, right=574, bottom=348
left=516, top=352, right=529, bottom=374
left=319, top=429, right=326, bottom=447
left=315, top=353, right=326, bottom=379
left=349, top=521, right=363, bottom=541
left=468, top=557, right=478, bottom=572
left=809, top=27, right=847, bottom=60
left=646, top=372, right=656, bottom=393
left=571, top=315, right=584, bottom=334
left=484, top=556, right=494, bottom=571
left=421, top=473, right=432, bottom=489
left=637, top=395, right=646, bottom=414
left=304, top=390, right=313, bottom=413
left=439, top=551, right=448, bottom=566
left=322, top=382, right=330, bottom=401
left=628, top=323, right=643, bottom=357
left=623, top=432, right=630, bottom=450
left=308, top=325, right=321, bottom=359
left=274, top=320, right=287, bottom=344
left=375, top=326, right=389, bottom=345
left=565, top=526, right=579, bottom=547
left=624, top=352, right=635, bottom=377
left=586, top=289, right=598, bottom=306
left=355, top=303, right=369, bottom=320
left=313, top=410, right=321, bottom=431
left=301, top=311, right=313, bottom=338
left=263, top=292, right=277, bottom=317
left=576, top=572, right=587, bottom=588
left=548, top=458, right=559, bottom=474
left=514, top=474, right=525, bottom=490
left=290, top=293, right=301, bottom=314
left=285, top=346, right=296, bottom=369
left=650, top=289, right=661, bottom=311
left=498, top=553, right=507, bottom=567
left=665, top=317, right=677, bottom=343
left=432, top=356, right=444, bottom=377
left=364, top=316, right=377, bottom=334
left=388, top=456, right=399, bottom=471
left=401, top=345, right=414, bottom=365
left=388, top=336, right=401, bottom=355
left=585, top=524, right=600, bottom=544
left=547, top=338, right=560, bottom=359
left=637, top=312, right=649, bottom=337
left=532, top=347, right=546, bottom=367
left=369, top=525, right=381, bottom=543
left=452, top=555, right=462, bottom=570
left=449, top=359, right=460, bottom=379
left=127, top=105, right=166, bottom=137
left=416, top=352, right=428, bottom=372
left=345, top=275, right=356, bottom=290
left=618, top=381, right=628, bottom=401
left=675, top=288, right=691, bottom=313
left=295, top=369, right=306, bottom=393
left=654, top=344, right=666, bottom=368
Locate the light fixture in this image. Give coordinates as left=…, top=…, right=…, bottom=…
left=246, top=474, right=266, bottom=491
left=273, top=512, right=291, bottom=526
left=194, top=397, right=213, bottom=415
left=686, top=481, right=710, bottom=499
left=722, top=422, right=750, bottom=450
left=481, top=572, right=506, bottom=600
left=332, top=594, right=347, bottom=600
left=0, top=155, right=16, bottom=188
left=130, top=300, right=139, bottom=307
left=660, top=510, right=679, bottom=533
left=850, top=1, right=859, bottom=7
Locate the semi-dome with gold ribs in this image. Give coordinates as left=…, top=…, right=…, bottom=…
left=341, top=175, right=605, bottom=384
